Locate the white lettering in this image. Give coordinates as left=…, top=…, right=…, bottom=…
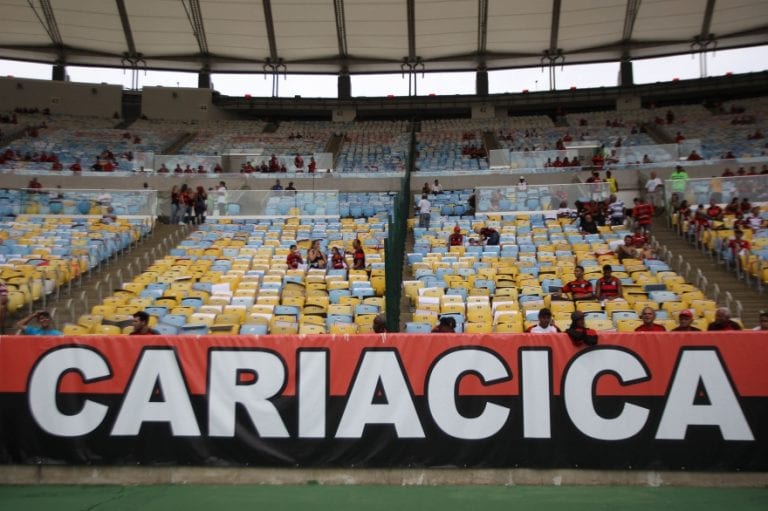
left=208, top=351, right=289, bottom=438
left=521, top=350, right=551, bottom=438
left=427, top=349, right=510, bottom=440
left=298, top=351, right=327, bottom=438
left=565, top=349, right=649, bottom=441
left=112, top=350, right=200, bottom=436
left=29, top=347, right=110, bottom=437
left=656, top=350, right=754, bottom=441
left=336, top=351, right=424, bottom=438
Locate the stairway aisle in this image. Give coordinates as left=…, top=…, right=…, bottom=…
left=44, top=223, right=192, bottom=327
left=650, top=217, right=766, bottom=328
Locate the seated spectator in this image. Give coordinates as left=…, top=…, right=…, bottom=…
left=722, top=168, right=735, bottom=177
left=595, top=265, right=622, bottom=301
left=671, top=309, right=700, bottom=332
left=432, top=179, right=443, bottom=194
left=580, top=213, right=599, bottom=234
left=706, top=199, right=723, bottom=221
left=448, top=226, right=463, bottom=247
left=330, top=247, right=348, bottom=269
left=432, top=316, right=456, bottom=333
left=158, top=163, right=169, bottom=173
left=100, top=207, right=117, bottom=224
left=675, top=131, right=685, bottom=143
left=635, top=307, right=666, bottom=332
left=707, top=308, right=742, bottom=331
left=421, top=182, right=431, bottom=195
left=286, top=244, right=303, bottom=269
left=307, top=240, right=327, bottom=269
left=739, top=198, right=752, bottom=214
left=553, top=265, right=594, bottom=301
left=753, top=311, right=768, bottom=331
left=130, top=311, right=159, bottom=335
left=617, top=235, right=636, bottom=262
left=16, top=310, right=62, bottom=336
left=526, top=308, right=560, bottom=333
left=724, top=198, right=740, bottom=215
left=372, top=314, right=388, bottom=333
left=565, top=311, right=597, bottom=347
left=687, top=150, right=702, bottom=161
left=352, top=239, right=366, bottom=270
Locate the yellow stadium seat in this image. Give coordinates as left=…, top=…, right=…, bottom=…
left=63, top=323, right=92, bottom=335
left=92, top=324, right=123, bottom=335
left=330, top=323, right=358, bottom=335
left=465, top=322, right=493, bottom=334
left=616, top=319, right=643, bottom=332
left=495, top=322, right=523, bottom=333
left=300, top=323, right=327, bottom=335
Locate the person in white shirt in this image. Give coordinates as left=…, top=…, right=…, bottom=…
left=526, top=308, right=561, bottom=333
left=432, top=179, right=443, bottom=195
left=416, top=194, right=431, bottom=229
left=216, top=181, right=227, bottom=216
left=517, top=177, right=528, bottom=192
left=753, top=311, right=768, bottom=331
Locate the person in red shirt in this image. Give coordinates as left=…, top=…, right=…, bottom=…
left=352, top=239, right=366, bottom=270
left=632, top=197, right=654, bottom=233
left=130, top=311, right=158, bottom=335
left=726, top=229, right=750, bottom=267
left=294, top=153, right=304, bottom=170
left=27, top=177, right=42, bottom=191
left=707, top=308, right=742, bottom=331
left=595, top=265, right=622, bottom=301
left=69, top=159, right=82, bottom=171
left=630, top=227, right=648, bottom=248
left=721, top=168, right=735, bottom=177
left=724, top=198, right=740, bottom=215
left=286, top=244, right=303, bottom=269
left=553, top=265, right=594, bottom=301
left=706, top=199, right=723, bottom=221
left=565, top=311, right=598, bottom=347
left=635, top=307, right=666, bottom=332
left=308, top=157, right=317, bottom=173
left=671, top=309, right=700, bottom=332
left=51, top=161, right=63, bottom=171
left=213, top=163, right=223, bottom=173
left=448, top=226, right=463, bottom=247
left=330, top=246, right=347, bottom=269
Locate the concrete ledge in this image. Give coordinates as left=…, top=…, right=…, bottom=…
left=1, top=466, right=766, bottom=487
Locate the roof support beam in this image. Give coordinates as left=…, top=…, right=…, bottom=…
left=115, top=0, right=137, bottom=57
left=406, top=0, right=416, bottom=61
left=262, top=0, right=279, bottom=62
left=549, top=0, right=562, bottom=53
left=700, top=0, right=717, bottom=40
left=333, top=0, right=348, bottom=60
left=477, top=0, right=488, bottom=56
left=182, top=0, right=210, bottom=57
left=27, top=0, right=63, bottom=61
left=622, top=0, right=642, bottom=43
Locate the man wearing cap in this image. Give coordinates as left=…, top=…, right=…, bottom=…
left=671, top=310, right=700, bottom=331
left=448, top=226, right=464, bottom=246
left=565, top=311, right=598, bottom=346
left=526, top=308, right=560, bottom=333
left=635, top=307, right=666, bottom=332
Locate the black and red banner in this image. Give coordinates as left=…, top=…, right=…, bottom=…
left=0, top=332, right=766, bottom=470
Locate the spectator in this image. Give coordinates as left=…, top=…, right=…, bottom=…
left=671, top=309, right=700, bottom=332
left=669, top=165, right=689, bottom=194
left=416, top=193, right=431, bottom=229
left=16, top=310, right=62, bottom=336
left=753, top=311, right=768, bottom=331
left=194, top=186, right=207, bottom=225
left=330, top=246, right=348, bottom=269
left=130, top=311, right=159, bottom=335
left=706, top=198, right=723, bottom=221
left=565, top=311, right=598, bottom=347
left=421, top=182, right=431, bottom=195
left=635, top=307, right=666, bottom=332
left=632, top=196, right=654, bottom=234
left=216, top=181, right=227, bottom=216
left=553, top=265, right=594, bottom=301
left=526, top=308, right=560, bottom=333
left=474, top=226, right=500, bottom=246
left=307, top=239, right=327, bottom=269
left=286, top=244, right=303, bottom=270
left=517, top=177, right=528, bottom=192
left=271, top=179, right=283, bottom=191
left=432, top=179, right=443, bottom=194
left=27, top=177, right=42, bottom=192
left=596, top=265, right=622, bottom=301
left=580, top=213, right=599, bottom=234
left=0, top=279, right=7, bottom=334
left=604, top=170, right=618, bottom=194
left=448, top=225, right=463, bottom=247
left=352, top=239, right=366, bottom=270
left=372, top=314, right=388, bottom=333
left=687, top=150, right=702, bottom=161
left=432, top=316, right=456, bottom=333
left=286, top=182, right=296, bottom=191
left=608, top=195, right=625, bottom=226
left=707, top=308, right=742, bottom=331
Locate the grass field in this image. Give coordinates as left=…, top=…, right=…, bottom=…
left=1, top=485, right=767, bottom=511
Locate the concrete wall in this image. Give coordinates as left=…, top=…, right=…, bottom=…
left=0, top=77, right=121, bottom=117
left=141, top=86, right=236, bottom=121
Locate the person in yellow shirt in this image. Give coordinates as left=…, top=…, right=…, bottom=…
left=605, top=170, right=618, bottom=194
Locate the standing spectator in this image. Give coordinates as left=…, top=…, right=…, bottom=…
left=194, top=186, right=207, bottom=225
left=707, top=308, right=742, bottom=331
left=294, top=153, right=304, bottom=170
left=286, top=182, right=296, bottom=191
left=669, top=165, right=689, bottom=195
left=130, top=311, right=159, bottom=335
left=416, top=193, right=431, bottom=229
left=635, top=307, right=666, bottom=332
left=271, top=179, right=283, bottom=191
left=216, top=181, right=227, bottom=216
left=286, top=244, right=303, bottom=269
left=179, top=184, right=193, bottom=224
left=644, top=171, right=663, bottom=203
left=170, top=185, right=181, bottom=224
left=725, top=229, right=750, bottom=271
left=352, top=239, right=366, bottom=270
left=526, top=308, right=560, bottom=333
left=671, top=310, right=700, bottom=332
left=16, top=310, right=62, bottom=336
left=432, top=316, right=456, bottom=333
left=27, top=177, right=43, bottom=192
left=607, top=195, right=625, bottom=226
left=632, top=196, right=654, bottom=233
left=604, top=170, right=618, bottom=194
left=595, top=265, right=622, bottom=301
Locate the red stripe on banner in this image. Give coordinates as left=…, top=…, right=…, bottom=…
left=0, top=333, right=766, bottom=397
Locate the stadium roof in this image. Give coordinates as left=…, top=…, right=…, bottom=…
left=1, top=0, right=766, bottom=75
